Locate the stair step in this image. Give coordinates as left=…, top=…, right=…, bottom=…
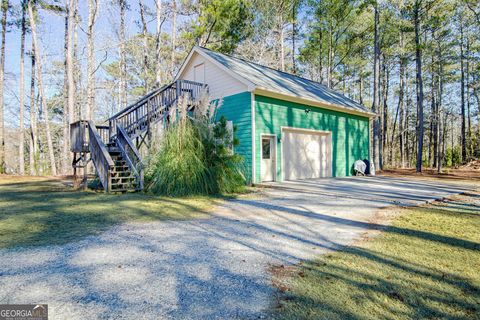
left=112, top=170, right=130, bottom=175
left=110, top=187, right=135, bottom=191
left=112, top=177, right=135, bottom=182
left=111, top=180, right=137, bottom=185
left=112, top=174, right=135, bottom=180
left=112, top=182, right=136, bottom=190
left=111, top=170, right=132, bottom=177
left=113, top=164, right=129, bottom=169
left=111, top=170, right=131, bottom=176
left=112, top=169, right=131, bottom=174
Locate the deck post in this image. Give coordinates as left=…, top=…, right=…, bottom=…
left=83, top=153, right=88, bottom=191
left=176, top=79, right=182, bottom=100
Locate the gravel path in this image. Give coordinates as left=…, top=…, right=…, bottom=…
left=0, top=176, right=476, bottom=319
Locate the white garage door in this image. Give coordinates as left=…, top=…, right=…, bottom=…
left=283, top=129, right=332, bottom=180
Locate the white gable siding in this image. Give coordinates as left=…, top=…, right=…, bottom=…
left=179, top=52, right=248, bottom=100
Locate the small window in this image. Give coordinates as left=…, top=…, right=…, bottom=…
left=262, top=138, right=271, bottom=159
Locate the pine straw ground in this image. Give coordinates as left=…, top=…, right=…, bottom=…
left=271, top=189, right=480, bottom=319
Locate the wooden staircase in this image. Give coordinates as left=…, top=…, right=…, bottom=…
left=71, top=79, right=207, bottom=192
left=108, top=146, right=140, bottom=192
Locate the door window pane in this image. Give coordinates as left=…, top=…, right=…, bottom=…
left=262, top=138, right=271, bottom=159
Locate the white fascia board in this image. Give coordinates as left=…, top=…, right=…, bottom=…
left=253, top=87, right=376, bottom=119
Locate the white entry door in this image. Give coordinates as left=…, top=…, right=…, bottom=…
left=283, top=129, right=332, bottom=180
left=261, top=136, right=276, bottom=182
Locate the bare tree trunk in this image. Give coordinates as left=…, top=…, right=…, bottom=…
left=0, top=0, right=7, bottom=173
left=437, top=111, right=443, bottom=172
left=279, top=18, right=285, bottom=71
left=155, top=0, right=162, bottom=86
left=67, top=0, right=76, bottom=125
left=459, top=17, right=466, bottom=162
left=29, top=51, right=37, bottom=175
left=62, top=0, right=76, bottom=174
left=372, top=1, right=381, bottom=171
left=432, top=35, right=440, bottom=169
left=28, top=128, right=34, bottom=174
left=398, top=32, right=406, bottom=168
left=139, top=0, right=149, bottom=93
left=327, top=26, right=333, bottom=88
left=318, top=29, right=323, bottom=84
left=119, top=0, right=127, bottom=109
left=171, top=0, right=176, bottom=78
left=62, top=14, right=69, bottom=173
left=436, top=45, right=444, bottom=173
left=381, top=57, right=389, bottom=167
left=28, top=0, right=57, bottom=175
left=414, top=0, right=424, bottom=173
left=292, top=1, right=296, bottom=74
left=405, top=74, right=410, bottom=166
left=429, top=50, right=436, bottom=168
left=466, top=38, right=472, bottom=157
left=73, top=4, right=80, bottom=119
left=86, top=0, right=98, bottom=119
left=359, top=76, right=363, bottom=105
left=390, top=91, right=399, bottom=167
left=19, top=0, right=26, bottom=175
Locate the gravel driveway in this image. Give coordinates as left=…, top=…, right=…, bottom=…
left=0, top=176, right=476, bottom=319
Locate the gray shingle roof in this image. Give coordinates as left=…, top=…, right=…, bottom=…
left=197, top=46, right=373, bottom=116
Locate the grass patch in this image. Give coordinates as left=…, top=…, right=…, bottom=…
left=0, top=176, right=213, bottom=249
left=272, top=192, right=480, bottom=319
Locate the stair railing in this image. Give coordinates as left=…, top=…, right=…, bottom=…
left=88, top=120, right=114, bottom=192
left=82, top=79, right=207, bottom=192
left=95, top=125, right=110, bottom=145
left=108, top=82, right=176, bottom=140
left=116, top=124, right=144, bottom=190
left=107, top=79, right=207, bottom=141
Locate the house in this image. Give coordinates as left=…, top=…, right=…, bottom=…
left=176, top=46, right=375, bottom=184
left=71, top=46, right=374, bottom=192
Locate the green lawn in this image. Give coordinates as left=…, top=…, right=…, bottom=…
left=272, top=192, right=480, bottom=319
left=0, top=176, right=213, bottom=249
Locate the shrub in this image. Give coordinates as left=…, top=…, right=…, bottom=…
left=444, top=146, right=462, bottom=167
left=145, top=96, right=245, bottom=196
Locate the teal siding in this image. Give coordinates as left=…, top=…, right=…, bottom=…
left=254, top=95, right=370, bottom=183
left=215, top=92, right=253, bottom=183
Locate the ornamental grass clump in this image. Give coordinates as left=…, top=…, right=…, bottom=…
left=145, top=95, right=245, bottom=196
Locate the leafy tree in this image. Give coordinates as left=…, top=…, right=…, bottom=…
left=192, top=0, right=254, bottom=54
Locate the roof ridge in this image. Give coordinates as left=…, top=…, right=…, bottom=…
left=194, top=46, right=372, bottom=116
left=197, top=46, right=332, bottom=91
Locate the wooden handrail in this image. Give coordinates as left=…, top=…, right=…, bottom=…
left=88, top=120, right=114, bottom=192
left=107, top=85, right=169, bottom=121
left=107, top=80, right=207, bottom=141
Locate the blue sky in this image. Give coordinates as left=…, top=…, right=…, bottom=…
left=4, top=0, right=174, bottom=127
